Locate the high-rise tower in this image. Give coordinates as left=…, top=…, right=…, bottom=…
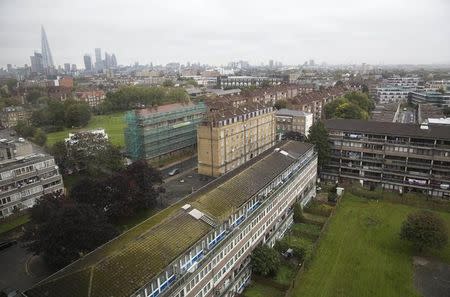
left=41, top=26, right=54, bottom=69
left=83, top=54, right=93, bottom=71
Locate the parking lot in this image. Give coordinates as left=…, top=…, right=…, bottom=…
left=161, top=168, right=215, bottom=206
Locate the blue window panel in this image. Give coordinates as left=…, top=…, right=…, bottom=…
left=235, top=215, right=245, bottom=226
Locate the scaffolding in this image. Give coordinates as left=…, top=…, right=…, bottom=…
left=125, top=102, right=206, bottom=161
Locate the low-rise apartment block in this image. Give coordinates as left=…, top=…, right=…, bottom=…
left=376, top=87, right=409, bottom=103
left=0, top=106, right=32, bottom=128
left=289, top=86, right=347, bottom=121
left=0, top=139, right=64, bottom=218
left=322, top=119, right=450, bottom=198
left=25, top=141, right=318, bottom=297
left=410, top=91, right=450, bottom=107
left=125, top=102, right=206, bottom=162
left=197, top=103, right=276, bottom=177
left=275, top=109, right=313, bottom=138
left=75, top=90, right=106, bottom=107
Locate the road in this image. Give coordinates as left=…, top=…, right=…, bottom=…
left=162, top=167, right=214, bottom=206
left=399, top=109, right=416, bottom=124
left=0, top=242, right=50, bottom=292
left=0, top=128, right=46, bottom=154
left=160, top=156, right=198, bottom=179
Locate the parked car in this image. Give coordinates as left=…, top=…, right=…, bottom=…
left=168, top=168, right=180, bottom=176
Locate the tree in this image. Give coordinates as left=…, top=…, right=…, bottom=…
left=334, top=80, right=345, bottom=88
left=163, top=79, right=174, bottom=87
left=324, top=92, right=374, bottom=120
left=49, top=141, right=73, bottom=174
left=65, top=103, right=91, bottom=127
left=60, top=132, right=124, bottom=176
left=15, top=120, right=35, bottom=138
left=22, top=192, right=118, bottom=269
left=6, top=78, right=17, bottom=93
left=361, top=84, right=369, bottom=94
left=251, top=245, right=281, bottom=277
left=274, top=100, right=287, bottom=110
left=32, top=128, right=47, bottom=146
left=167, top=88, right=189, bottom=103
left=443, top=107, right=450, bottom=117
left=307, top=121, right=331, bottom=169
left=25, top=88, right=43, bottom=105
left=70, top=160, right=163, bottom=221
left=400, top=210, right=448, bottom=251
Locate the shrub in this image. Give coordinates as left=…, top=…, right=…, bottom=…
left=305, top=201, right=333, bottom=217
left=292, top=246, right=307, bottom=262
left=400, top=210, right=448, bottom=251
left=328, top=191, right=337, bottom=203
left=274, top=240, right=289, bottom=254
left=251, top=245, right=281, bottom=277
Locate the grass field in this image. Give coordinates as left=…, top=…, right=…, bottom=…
left=0, top=213, right=30, bottom=235
left=243, top=281, right=285, bottom=297
left=46, top=112, right=126, bottom=147
left=291, top=193, right=450, bottom=297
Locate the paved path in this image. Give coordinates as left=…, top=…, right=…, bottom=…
left=0, top=242, right=50, bottom=292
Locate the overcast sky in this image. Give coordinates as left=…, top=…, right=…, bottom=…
left=1, top=0, right=449, bottom=68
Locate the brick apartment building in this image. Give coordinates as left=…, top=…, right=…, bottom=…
left=197, top=102, right=276, bottom=177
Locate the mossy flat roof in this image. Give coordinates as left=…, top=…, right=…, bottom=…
left=25, top=212, right=211, bottom=297
left=25, top=141, right=313, bottom=297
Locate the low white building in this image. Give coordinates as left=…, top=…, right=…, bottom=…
left=275, top=109, right=313, bottom=138
left=376, top=87, right=409, bottom=103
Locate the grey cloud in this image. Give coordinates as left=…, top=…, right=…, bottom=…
left=0, top=0, right=449, bottom=67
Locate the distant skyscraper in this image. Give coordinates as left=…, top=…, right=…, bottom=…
left=104, top=52, right=111, bottom=69
left=71, top=64, right=77, bottom=72
left=111, top=54, right=117, bottom=68
left=95, top=48, right=103, bottom=70
left=64, top=63, right=71, bottom=73
left=30, top=52, right=44, bottom=74
left=83, top=54, right=92, bottom=71
left=41, top=26, right=54, bottom=69
left=269, top=59, right=274, bottom=68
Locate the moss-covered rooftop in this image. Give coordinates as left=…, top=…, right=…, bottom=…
left=25, top=141, right=313, bottom=297
left=25, top=212, right=211, bottom=297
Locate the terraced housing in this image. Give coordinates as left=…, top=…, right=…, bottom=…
left=24, top=141, right=318, bottom=297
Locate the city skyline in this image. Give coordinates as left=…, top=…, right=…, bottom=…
left=1, top=0, right=450, bottom=68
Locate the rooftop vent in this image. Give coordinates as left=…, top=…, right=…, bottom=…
left=188, top=209, right=204, bottom=220
left=279, top=150, right=289, bottom=156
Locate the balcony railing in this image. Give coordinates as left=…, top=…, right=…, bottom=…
left=161, top=154, right=317, bottom=297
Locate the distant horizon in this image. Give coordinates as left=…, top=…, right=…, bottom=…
left=1, top=0, right=450, bottom=68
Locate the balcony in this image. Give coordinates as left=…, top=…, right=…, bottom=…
left=161, top=154, right=317, bottom=297
left=407, top=161, right=432, bottom=169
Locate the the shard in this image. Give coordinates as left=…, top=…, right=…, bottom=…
left=41, top=26, right=54, bottom=69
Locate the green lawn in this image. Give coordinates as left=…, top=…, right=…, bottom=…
left=274, top=262, right=296, bottom=286
left=291, top=193, right=450, bottom=297
left=243, top=281, right=285, bottom=297
left=46, top=112, right=126, bottom=147
left=0, top=213, right=30, bottom=235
